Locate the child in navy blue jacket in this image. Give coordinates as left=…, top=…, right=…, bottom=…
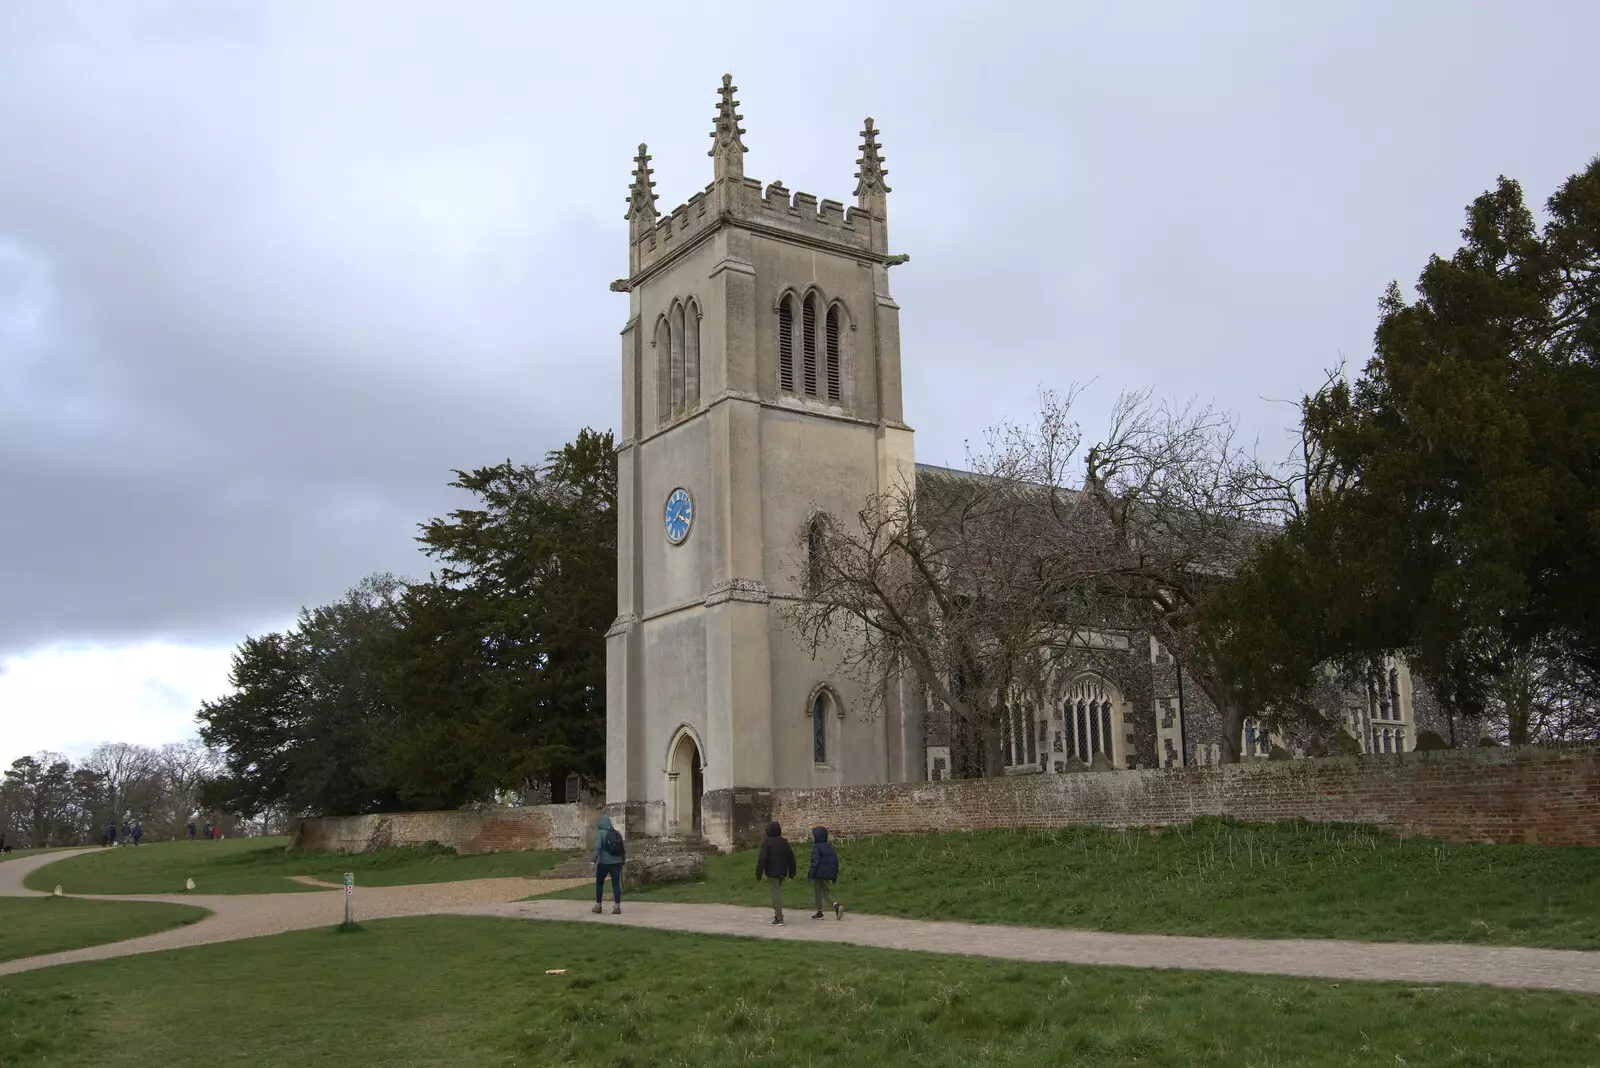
left=807, top=826, right=843, bottom=920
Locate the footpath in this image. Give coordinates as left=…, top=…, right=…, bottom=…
left=6, top=849, right=1600, bottom=994
left=0, top=848, right=586, bottom=977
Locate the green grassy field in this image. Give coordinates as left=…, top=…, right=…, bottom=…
left=547, top=819, right=1600, bottom=949
left=25, top=837, right=568, bottom=895
left=0, top=897, right=207, bottom=963
left=3, top=915, right=1596, bottom=1067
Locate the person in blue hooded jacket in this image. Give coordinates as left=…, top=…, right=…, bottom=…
left=807, top=826, right=843, bottom=920
left=591, top=813, right=625, bottom=914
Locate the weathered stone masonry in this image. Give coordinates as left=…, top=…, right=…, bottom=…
left=291, top=803, right=592, bottom=855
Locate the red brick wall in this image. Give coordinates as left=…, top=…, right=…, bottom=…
left=290, top=803, right=592, bottom=855
left=770, top=746, right=1600, bottom=847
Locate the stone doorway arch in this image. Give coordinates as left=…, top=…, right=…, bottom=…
left=666, top=727, right=705, bottom=835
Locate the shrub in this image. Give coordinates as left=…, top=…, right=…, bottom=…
left=1413, top=730, right=1451, bottom=752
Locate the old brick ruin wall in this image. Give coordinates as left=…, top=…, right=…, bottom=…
left=290, top=802, right=593, bottom=855
left=697, top=744, right=1599, bottom=851
left=293, top=747, right=1597, bottom=856
left=756, top=745, right=1599, bottom=850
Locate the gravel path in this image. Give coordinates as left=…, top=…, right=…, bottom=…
left=7, top=850, right=1600, bottom=994
left=461, top=898, right=1600, bottom=996
left=0, top=848, right=587, bottom=977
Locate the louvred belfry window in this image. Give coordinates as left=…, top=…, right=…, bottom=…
left=778, top=298, right=795, bottom=393
left=825, top=305, right=841, bottom=402
left=802, top=294, right=818, bottom=397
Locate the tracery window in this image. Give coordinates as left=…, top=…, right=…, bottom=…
left=1060, top=677, right=1120, bottom=767
left=1002, top=702, right=1038, bottom=769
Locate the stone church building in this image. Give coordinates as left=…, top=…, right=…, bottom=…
left=603, top=75, right=1439, bottom=847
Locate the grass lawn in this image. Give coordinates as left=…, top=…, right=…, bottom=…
left=546, top=819, right=1600, bottom=950
left=24, top=837, right=568, bottom=896
left=0, top=897, right=207, bottom=963
left=3, top=915, right=1597, bottom=1067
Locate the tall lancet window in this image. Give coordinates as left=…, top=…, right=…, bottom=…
left=812, top=690, right=830, bottom=764
left=684, top=300, right=701, bottom=408
left=778, top=297, right=796, bottom=393
left=825, top=305, right=842, bottom=403
left=670, top=303, right=686, bottom=413
left=802, top=294, right=819, bottom=397
left=806, top=514, right=829, bottom=595
left=655, top=316, right=673, bottom=426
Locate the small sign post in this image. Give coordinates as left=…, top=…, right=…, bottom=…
left=343, top=872, right=354, bottom=928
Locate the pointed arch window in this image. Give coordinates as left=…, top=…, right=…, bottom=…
left=778, top=297, right=796, bottom=393
left=684, top=300, right=701, bottom=408
left=655, top=316, right=673, bottom=426
left=670, top=303, right=686, bottom=413
left=825, top=304, right=842, bottom=403
left=802, top=293, right=819, bottom=397
left=806, top=514, right=828, bottom=595
left=1060, top=677, right=1121, bottom=767
left=811, top=689, right=832, bottom=765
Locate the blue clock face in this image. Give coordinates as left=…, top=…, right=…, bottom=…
left=664, top=487, right=693, bottom=545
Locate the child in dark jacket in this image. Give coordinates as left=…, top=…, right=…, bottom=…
left=807, top=826, right=843, bottom=920
left=755, top=821, right=797, bottom=925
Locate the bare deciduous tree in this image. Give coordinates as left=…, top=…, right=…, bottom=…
left=1475, top=635, right=1600, bottom=746
left=1034, top=389, right=1290, bottom=762
left=788, top=385, right=1294, bottom=772
left=82, top=742, right=162, bottom=829
left=782, top=393, right=1100, bottom=776
left=154, top=740, right=224, bottom=836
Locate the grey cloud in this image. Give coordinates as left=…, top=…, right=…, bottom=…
left=1, top=0, right=1598, bottom=654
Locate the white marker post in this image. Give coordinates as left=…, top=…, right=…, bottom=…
left=343, top=872, right=354, bottom=927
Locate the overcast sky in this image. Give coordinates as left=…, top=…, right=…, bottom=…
left=3, top=1, right=1597, bottom=768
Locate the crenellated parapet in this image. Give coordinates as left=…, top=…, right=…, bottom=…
left=621, top=73, right=895, bottom=283
left=745, top=178, right=875, bottom=250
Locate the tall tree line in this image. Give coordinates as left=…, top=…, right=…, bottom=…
left=1, top=741, right=227, bottom=847
left=198, top=428, right=615, bottom=817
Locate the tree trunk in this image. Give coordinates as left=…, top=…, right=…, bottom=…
left=1502, top=654, right=1534, bottom=746
left=1217, top=700, right=1245, bottom=764
left=980, top=727, right=1006, bottom=778
left=1508, top=706, right=1530, bottom=747
left=1191, top=664, right=1245, bottom=764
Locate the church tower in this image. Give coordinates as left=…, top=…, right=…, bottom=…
left=605, top=75, right=917, bottom=848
